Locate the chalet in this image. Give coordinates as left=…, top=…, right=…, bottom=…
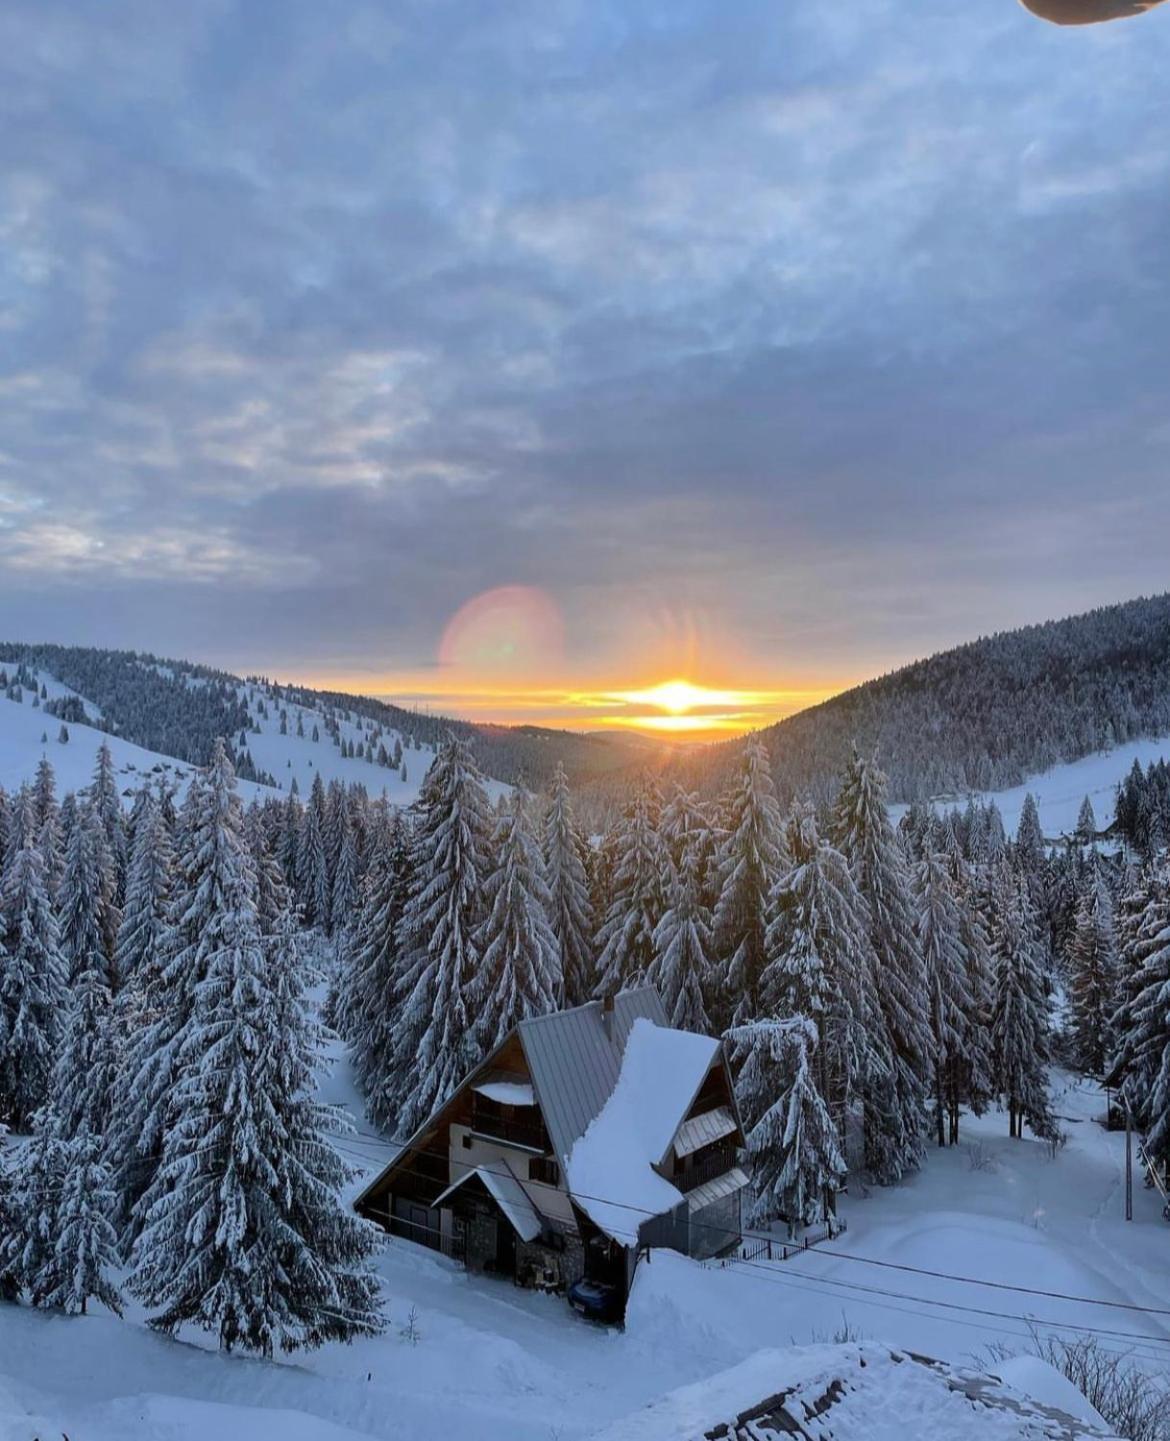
left=354, top=987, right=748, bottom=1310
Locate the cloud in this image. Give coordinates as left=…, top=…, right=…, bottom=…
left=0, top=0, right=1168, bottom=689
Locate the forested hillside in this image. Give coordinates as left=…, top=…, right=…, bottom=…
left=0, top=644, right=651, bottom=791
left=652, top=593, right=1170, bottom=810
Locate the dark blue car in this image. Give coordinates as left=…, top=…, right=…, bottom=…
left=567, top=1275, right=624, bottom=1324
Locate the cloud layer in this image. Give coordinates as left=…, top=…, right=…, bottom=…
left=2, top=0, right=1168, bottom=704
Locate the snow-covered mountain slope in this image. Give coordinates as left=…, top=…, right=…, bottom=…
left=893, top=733, right=1170, bottom=839
left=0, top=666, right=512, bottom=808
left=0, top=672, right=208, bottom=804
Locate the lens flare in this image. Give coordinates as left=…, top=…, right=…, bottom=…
left=438, top=585, right=565, bottom=674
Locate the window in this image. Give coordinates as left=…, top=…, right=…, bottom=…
left=529, top=1156, right=559, bottom=1187
left=461, top=1133, right=472, bottom=1149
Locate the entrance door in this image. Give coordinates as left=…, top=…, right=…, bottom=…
left=495, top=1219, right=517, bottom=1276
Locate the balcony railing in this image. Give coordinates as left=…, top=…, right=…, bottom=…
left=675, top=1143, right=737, bottom=1195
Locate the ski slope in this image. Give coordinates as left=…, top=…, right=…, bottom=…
left=3, top=1069, right=1166, bottom=1440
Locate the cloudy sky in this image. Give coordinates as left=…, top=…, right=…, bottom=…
left=2, top=0, right=1168, bottom=731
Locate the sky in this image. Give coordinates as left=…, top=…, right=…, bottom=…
left=2, top=0, right=1169, bottom=738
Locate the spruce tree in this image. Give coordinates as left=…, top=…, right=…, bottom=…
left=0, top=800, right=66, bottom=1130
left=385, top=734, right=493, bottom=1136
left=728, top=1017, right=845, bottom=1231
left=1066, top=862, right=1117, bottom=1076
left=651, top=845, right=713, bottom=1033
left=712, top=738, right=785, bottom=1023
left=0, top=1122, right=66, bottom=1303
left=32, top=755, right=63, bottom=896
left=59, top=801, right=115, bottom=991
left=832, top=749, right=931, bottom=1181
left=761, top=803, right=882, bottom=1140
left=543, top=762, right=594, bottom=1007
left=1108, top=864, right=1170, bottom=1165
left=297, top=800, right=330, bottom=930
left=129, top=761, right=383, bottom=1354
left=474, top=793, right=559, bottom=1053
left=988, top=865, right=1055, bottom=1139
left=38, top=1127, right=123, bottom=1316
left=916, top=842, right=975, bottom=1147
left=594, top=780, right=668, bottom=998
left=341, top=811, right=414, bottom=1126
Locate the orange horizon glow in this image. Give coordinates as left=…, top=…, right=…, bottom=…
left=279, top=585, right=849, bottom=740
left=278, top=669, right=843, bottom=741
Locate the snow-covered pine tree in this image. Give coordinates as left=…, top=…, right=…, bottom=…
left=543, top=762, right=594, bottom=1007
left=59, top=801, right=115, bottom=992
left=37, top=1126, right=123, bottom=1316
left=712, top=737, right=785, bottom=1025
left=1076, top=795, right=1098, bottom=845
left=32, top=755, right=63, bottom=896
left=246, top=803, right=292, bottom=934
left=89, top=739, right=127, bottom=901
left=297, top=795, right=330, bottom=930
left=916, top=840, right=976, bottom=1147
left=651, top=844, right=713, bottom=1033
left=660, top=786, right=719, bottom=906
left=340, top=811, right=414, bottom=1126
left=0, top=1121, right=66, bottom=1304
left=474, top=793, right=559, bottom=1053
left=831, top=749, right=931, bottom=1182
left=385, top=734, right=493, bottom=1137
left=988, top=864, right=1055, bottom=1139
left=129, top=764, right=384, bottom=1354
left=0, top=798, right=66, bottom=1130
left=760, top=802, right=882, bottom=1144
left=1107, top=863, right=1170, bottom=1165
left=330, top=803, right=360, bottom=936
left=593, top=780, right=669, bottom=999
left=1066, top=862, right=1117, bottom=1076
left=728, top=1016, right=845, bottom=1232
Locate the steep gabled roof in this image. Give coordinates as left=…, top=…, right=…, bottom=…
left=518, top=987, right=668, bottom=1164
left=433, top=1160, right=543, bottom=1242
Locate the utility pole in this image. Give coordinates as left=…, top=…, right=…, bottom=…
left=1125, top=1099, right=1134, bottom=1222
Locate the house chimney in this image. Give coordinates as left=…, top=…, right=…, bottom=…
left=601, top=991, right=615, bottom=1039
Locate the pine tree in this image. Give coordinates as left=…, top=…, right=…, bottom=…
left=0, top=1123, right=66, bottom=1303
left=90, top=740, right=127, bottom=899
left=297, top=800, right=330, bottom=930
left=32, top=755, right=63, bottom=896
left=543, top=763, right=594, bottom=1007
left=330, top=807, right=360, bottom=936
left=385, top=734, right=493, bottom=1136
left=59, top=802, right=115, bottom=991
left=832, top=749, right=931, bottom=1182
left=988, top=865, right=1055, bottom=1139
left=594, top=781, right=668, bottom=999
left=341, top=812, right=414, bottom=1126
left=129, top=767, right=383, bottom=1354
left=712, top=738, right=785, bottom=1023
left=37, top=1127, right=123, bottom=1316
left=474, top=794, right=559, bottom=1053
left=651, top=845, right=713, bottom=1033
left=728, top=1017, right=845, bottom=1232
left=0, top=801, right=66, bottom=1130
left=916, top=842, right=975, bottom=1147
left=1076, top=795, right=1098, bottom=844
left=247, top=804, right=292, bottom=934
left=761, top=803, right=882, bottom=1141
left=1066, top=863, right=1117, bottom=1076
left=1108, top=864, right=1170, bottom=1165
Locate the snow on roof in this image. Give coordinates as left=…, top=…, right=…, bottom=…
left=567, top=1018, right=720, bottom=1244
left=433, top=1162, right=543, bottom=1243
left=588, top=1343, right=1123, bottom=1441
left=472, top=1080, right=536, bottom=1107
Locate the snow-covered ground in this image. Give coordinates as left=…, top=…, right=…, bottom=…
left=0, top=666, right=514, bottom=810
left=3, top=1070, right=1167, bottom=1439
left=893, top=734, right=1170, bottom=839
